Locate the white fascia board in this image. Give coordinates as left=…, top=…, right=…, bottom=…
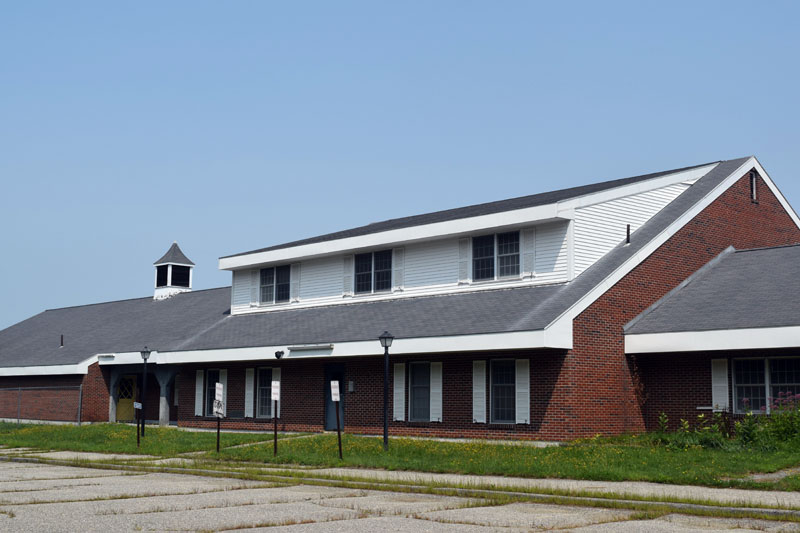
left=219, top=204, right=563, bottom=270
left=626, top=326, right=800, bottom=354
left=0, top=356, right=96, bottom=376
left=98, top=351, right=163, bottom=366
left=556, top=164, right=719, bottom=211
left=545, top=157, right=760, bottom=334
left=154, top=262, right=194, bottom=267
left=159, top=329, right=569, bottom=365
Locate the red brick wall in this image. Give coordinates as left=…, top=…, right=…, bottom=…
left=80, top=363, right=111, bottom=422
left=172, top=169, right=800, bottom=439
left=0, top=375, right=83, bottom=422
left=554, top=170, right=800, bottom=438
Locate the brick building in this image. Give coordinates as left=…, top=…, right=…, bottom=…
left=1, top=156, right=798, bottom=440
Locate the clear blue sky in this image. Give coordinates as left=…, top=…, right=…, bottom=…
left=1, top=1, right=798, bottom=330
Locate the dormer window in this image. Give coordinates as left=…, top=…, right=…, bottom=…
left=260, top=265, right=291, bottom=304
left=355, top=250, right=392, bottom=294
left=472, top=231, right=520, bottom=281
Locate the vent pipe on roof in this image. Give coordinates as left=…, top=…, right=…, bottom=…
left=60, top=334, right=63, bottom=348
left=626, top=224, right=631, bottom=245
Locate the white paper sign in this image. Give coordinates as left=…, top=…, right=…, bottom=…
left=213, top=382, right=224, bottom=417
left=271, top=380, right=280, bottom=401
left=133, top=402, right=142, bottom=410
left=331, top=380, right=340, bottom=402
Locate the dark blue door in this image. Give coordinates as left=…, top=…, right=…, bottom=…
left=324, top=364, right=345, bottom=430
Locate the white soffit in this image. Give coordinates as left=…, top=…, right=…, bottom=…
left=625, top=326, right=800, bottom=354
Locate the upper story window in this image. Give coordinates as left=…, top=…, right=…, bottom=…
left=260, top=265, right=291, bottom=304
left=472, top=231, right=520, bottom=281
left=355, top=250, right=392, bottom=294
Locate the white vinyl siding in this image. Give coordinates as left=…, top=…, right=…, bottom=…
left=231, top=270, right=252, bottom=312
left=711, top=359, right=729, bottom=412
left=404, top=239, right=460, bottom=288
left=534, top=222, right=569, bottom=282
left=194, top=370, right=204, bottom=416
left=299, top=257, right=343, bottom=300
left=573, top=182, right=690, bottom=276
left=393, top=363, right=405, bottom=421
left=472, top=360, right=486, bottom=423
left=244, top=368, right=255, bottom=418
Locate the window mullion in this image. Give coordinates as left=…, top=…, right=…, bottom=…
left=494, top=234, right=498, bottom=281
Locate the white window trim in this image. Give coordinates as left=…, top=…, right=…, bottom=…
left=733, top=356, right=800, bottom=414
left=204, top=368, right=221, bottom=417
left=256, top=366, right=274, bottom=418
left=354, top=250, right=393, bottom=295
left=472, top=231, right=522, bottom=284
left=489, top=359, right=516, bottom=424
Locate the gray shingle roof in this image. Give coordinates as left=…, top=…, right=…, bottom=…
left=221, top=161, right=718, bottom=259
left=0, top=157, right=755, bottom=369
left=154, top=242, right=194, bottom=265
left=0, top=288, right=230, bottom=368
left=625, top=244, right=800, bottom=335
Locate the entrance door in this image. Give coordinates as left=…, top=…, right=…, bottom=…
left=116, top=376, right=137, bottom=422
left=324, top=364, right=345, bottom=431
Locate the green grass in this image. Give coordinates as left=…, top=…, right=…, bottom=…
left=0, top=422, right=293, bottom=456
left=210, top=433, right=800, bottom=487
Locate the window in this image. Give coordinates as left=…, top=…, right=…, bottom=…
left=257, top=368, right=273, bottom=418
left=172, top=265, right=190, bottom=287
left=156, top=265, right=168, bottom=287
left=409, top=362, right=430, bottom=421
left=472, top=231, right=520, bottom=281
left=770, top=359, right=800, bottom=401
left=205, top=369, right=220, bottom=416
left=260, top=265, right=291, bottom=304
left=491, top=360, right=516, bottom=423
left=354, top=250, right=392, bottom=294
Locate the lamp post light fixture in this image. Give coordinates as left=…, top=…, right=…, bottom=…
left=378, top=331, right=394, bottom=451
left=140, top=347, right=151, bottom=437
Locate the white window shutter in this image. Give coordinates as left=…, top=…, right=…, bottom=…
left=458, top=238, right=470, bottom=284
left=430, top=362, right=443, bottom=422
left=194, top=370, right=204, bottom=416
left=472, top=360, right=486, bottom=423
left=392, top=248, right=404, bottom=292
left=250, top=269, right=259, bottom=306
left=244, top=368, right=255, bottom=418
left=342, top=256, right=354, bottom=297
left=290, top=263, right=301, bottom=301
left=515, top=359, right=530, bottom=424
left=393, top=363, right=405, bottom=421
left=711, top=359, right=729, bottom=412
left=273, top=367, right=281, bottom=418
left=522, top=228, right=536, bottom=279
left=219, top=369, right=228, bottom=416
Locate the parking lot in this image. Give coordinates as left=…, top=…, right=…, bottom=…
left=0, top=461, right=798, bottom=532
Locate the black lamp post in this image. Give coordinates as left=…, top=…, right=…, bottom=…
left=378, top=331, right=394, bottom=451
left=140, top=347, right=151, bottom=436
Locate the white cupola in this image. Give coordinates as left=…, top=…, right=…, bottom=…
left=153, top=242, right=194, bottom=300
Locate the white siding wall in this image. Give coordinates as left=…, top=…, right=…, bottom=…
left=299, top=256, right=343, bottom=300
left=534, top=222, right=569, bottom=282
left=573, top=182, right=689, bottom=276
left=404, top=238, right=460, bottom=288
left=231, top=269, right=252, bottom=312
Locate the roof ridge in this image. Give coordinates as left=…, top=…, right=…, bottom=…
left=623, top=246, right=737, bottom=333
left=221, top=160, right=723, bottom=260
left=44, top=286, right=231, bottom=313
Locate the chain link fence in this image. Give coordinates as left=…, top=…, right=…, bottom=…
left=0, top=385, right=83, bottom=425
